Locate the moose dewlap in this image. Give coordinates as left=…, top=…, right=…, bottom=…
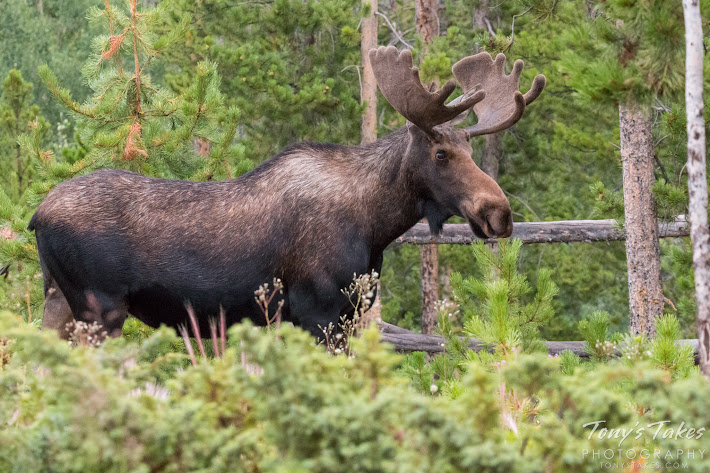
left=30, top=46, right=545, bottom=339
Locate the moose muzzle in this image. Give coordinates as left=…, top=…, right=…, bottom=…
left=481, top=206, right=513, bottom=239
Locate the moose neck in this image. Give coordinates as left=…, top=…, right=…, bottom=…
left=355, top=127, right=446, bottom=252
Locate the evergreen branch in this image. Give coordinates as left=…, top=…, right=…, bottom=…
left=130, top=0, right=143, bottom=116
left=341, top=65, right=363, bottom=95
left=142, top=109, right=179, bottom=118
left=137, top=53, right=159, bottom=78
left=185, top=105, right=206, bottom=143
left=101, top=30, right=128, bottom=61
left=38, top=65, right=95, bottom=118
left=95, top=78, right=125, bottom=100
left=92, top=78, right=135, bottom=122
left=140, top=83, right=161, bottom=96
left=152, top=14, right=191, bottom=55
left=105, top=0, right=113, bottom=36
left=474, top=243, right=503, bottom=274
left=103, top=0, right=127, bottom=78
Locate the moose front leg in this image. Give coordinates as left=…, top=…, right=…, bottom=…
left=287, top=280, right=351, bottom=340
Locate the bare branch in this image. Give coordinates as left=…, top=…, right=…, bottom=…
left=342, top=65, right=363, bottom=97
left=503, top=190, right=540, bottom=221
left=510, top=6, right=532, bottom=45
left=484, top=17, right=496, bottom=36
left=375, top=11, right=414, bottom=49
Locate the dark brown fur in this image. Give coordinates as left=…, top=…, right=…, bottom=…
left=31, top=124, right=511, bottom=338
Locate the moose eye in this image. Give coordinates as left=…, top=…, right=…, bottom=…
left=435, top=150, right=447, bottom=161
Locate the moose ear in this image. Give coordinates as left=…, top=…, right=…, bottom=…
left=406, top=120, right=439, bottom=142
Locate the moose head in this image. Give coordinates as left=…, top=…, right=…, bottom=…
left=369, top=46, right=546, bottom=239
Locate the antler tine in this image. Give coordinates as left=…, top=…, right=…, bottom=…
left=368, top=46, right=485, bottom=136
left=524, top=74, right=546, bottom=105
left=452, top=52, right=546, bottom=138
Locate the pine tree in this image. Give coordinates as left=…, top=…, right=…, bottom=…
left=163, top=0, right=363, bottom=163
left=0, top=0, right=250, bottom=321
left=453, top=239, right=557, bottom=355
left=0, top=0, right=102, bottom=128
left=0, top=70, right=48, bottom=200
left=30, top=0, right=249, bottom=194
left=648, top=314, right=696, bottom=379
left=561, top=0, right=695, bottom=336
left=468, top=0, right=501, bottom=179
left=619, top=100, right=663, bottom=337
left=359, top=0, right=381, bottom=324
left=403, top=238, right=557, bottom=397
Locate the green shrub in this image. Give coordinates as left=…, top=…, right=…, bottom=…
left=1, top=312, right=709, bottom=473
left=453, top=239, right=558, bottom=356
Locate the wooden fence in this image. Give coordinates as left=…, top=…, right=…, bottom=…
left=396, top=217, right=690, bottom=245
left=380, top=217, right=694, bottom=356
left=378, top=321, right=700, bottom=359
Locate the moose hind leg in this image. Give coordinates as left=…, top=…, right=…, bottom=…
left=41, top=278, right=75, bottom=340
left=78, top=291, right=128, bottom=338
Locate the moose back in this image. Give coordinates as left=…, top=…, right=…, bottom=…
left=30, top=47, right=545, bottom=338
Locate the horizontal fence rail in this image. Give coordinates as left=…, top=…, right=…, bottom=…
left=377, top=322, right=700, bottom=360
left=396, top=218, right=690, bottom=245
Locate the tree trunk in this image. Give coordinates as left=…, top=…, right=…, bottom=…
left=473, top=0, right=489, bottom=31
left=481, top=132, right=501, bottom=179
left=360, top=0, right=378, bottom=145
left=416, top=0, right=441, bottom=334
left=415, top=0, right=439, bottom=46
left=13, top=104, right=22, bottom=195
left=619, top=101, right=663, bottom=337
left=420, top=243, right=439, bottom=334
left=481, top=134, right=500, bottom=266
left=360, top=0, right=381, bottom=322
left=15, top=143, right=22, bottom=195
left=682, top=0, right=710, bottom=378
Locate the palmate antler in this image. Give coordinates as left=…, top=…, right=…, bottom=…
left=368, top=47, right=486, bottom=137
left=453, top=52, right=546, bottom=137
left=368, top=46, right=546, bottom=139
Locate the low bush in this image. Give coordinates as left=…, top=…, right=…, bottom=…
left=1, top=310, right=709, bottom=473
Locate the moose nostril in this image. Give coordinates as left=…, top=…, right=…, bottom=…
left=484, top=215, right=494, bottom=236
left=486, top=208, right=513, bottom=238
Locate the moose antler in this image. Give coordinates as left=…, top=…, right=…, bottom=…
left=452, top=52, right=546, bottom=138
left=369, top=46, right=546, bottom=139
left=368, top=46, right=486, bottom=137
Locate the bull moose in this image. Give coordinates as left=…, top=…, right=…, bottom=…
left=30, top=47, right=545, bottom=339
